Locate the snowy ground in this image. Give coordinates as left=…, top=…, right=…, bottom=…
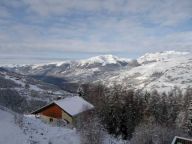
left=0, top=108, right=80, bottom=144
left=0, top=108, right=125, bottom=144
left=0, top=108, right=27, bottom=144
left=23, top=115, right=80, bottom=144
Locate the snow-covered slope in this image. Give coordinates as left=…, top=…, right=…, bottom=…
left=23, top=115, right=80, bottom=144
left=108, top=51, right=192, bottom=92
left=78, top=54, right=132, bottom=67
left=0, top=107, right=125, bottom=144
left=0, top=107, right=80, bottom=144
left=138, top=51, right=189, bottom=64
left=0, top=108, right=27, bottom=144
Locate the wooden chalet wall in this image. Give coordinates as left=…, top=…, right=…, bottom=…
left=41, top=104, right=62, bottom=119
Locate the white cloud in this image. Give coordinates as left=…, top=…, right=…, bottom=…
left=0, top=27, right=191, bottom=55
left=148, top=0, right=192, bottom=26
left=21, top=0, right=192, bottom=25
left=0, top=0, right=191, bottom=62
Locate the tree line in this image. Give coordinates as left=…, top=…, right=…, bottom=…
left=78, top=83, right=192, bottom=143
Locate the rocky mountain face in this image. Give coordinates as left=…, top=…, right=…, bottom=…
left=3, top=51, right=192, bottom=93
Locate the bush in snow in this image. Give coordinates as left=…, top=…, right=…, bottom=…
left=79, top=117, right=105, bottom=144
left=130, top=122, right=187, bottom=144
left=14, top=113, right=24, bottom=128
left=74, top=103, right=105, bottom=144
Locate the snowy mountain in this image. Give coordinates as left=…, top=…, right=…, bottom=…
left=4, top=55, right=138, bottom=92
left=9, top=54, right=136, bottom=75
left=138, top=51, right=190, bottom=64
left=78, top=54, right=132, bottom=67
left=3, top=51, right=192, bottom=93
left=108, top=51, right=192, bottom=92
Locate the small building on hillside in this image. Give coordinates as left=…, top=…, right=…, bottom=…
left=188, top=100, right=192, bottom=125
left=171, top=136, right=192, bottom=144
left=32, top=96, right=94, bottom=125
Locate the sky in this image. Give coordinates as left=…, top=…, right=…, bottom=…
left=0, top=0, right=192, bottom=64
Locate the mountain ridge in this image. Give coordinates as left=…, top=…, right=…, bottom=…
left=2, top=51, right=192, bottom=93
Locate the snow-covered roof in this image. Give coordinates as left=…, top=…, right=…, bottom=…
left=55, top=96, right=94, bottom=116
left=171, top=136, right=192, bottom=144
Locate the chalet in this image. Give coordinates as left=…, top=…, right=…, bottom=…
left=188, top=100, right=192, bottom=125
left=171, top=136, right=192, bottom=144
left=32, top=96, right=94, bottom=124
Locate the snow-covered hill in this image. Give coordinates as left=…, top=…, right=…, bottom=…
left=2, top=51, right=192, bottom=92
left=0, top=107, right=125, bottom=144
left=0, top=107, right=27, bottom=144
left=0, top=107, right=80, bottom=144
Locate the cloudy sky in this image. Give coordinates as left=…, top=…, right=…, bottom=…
left=0, top=0, right=192, bottom=64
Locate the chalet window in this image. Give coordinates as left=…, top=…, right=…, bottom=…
left=50, top=118, right=53, bottom=122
